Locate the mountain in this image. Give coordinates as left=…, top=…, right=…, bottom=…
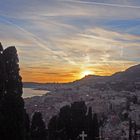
left=73, top=64, right=140, bottom=91
left=23, top=82, right=46, bottom=88
left=110, top=64, right=140, bottom=82
left=76, top=64, right=140, bottom=83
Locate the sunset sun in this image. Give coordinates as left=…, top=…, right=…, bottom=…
left=81, top=70, right=94, bottom=78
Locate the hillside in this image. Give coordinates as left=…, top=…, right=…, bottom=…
left=76, top=64, right=140, bottom=83
left=24, top=64, right=140, bottom=139
left=73, top=64, right=140, bottom=91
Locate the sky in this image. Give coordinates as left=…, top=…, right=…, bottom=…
left=0, top=0, right=140, bottom=83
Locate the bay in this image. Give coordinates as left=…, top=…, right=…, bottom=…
left=22, top=88, right=47, bottom=98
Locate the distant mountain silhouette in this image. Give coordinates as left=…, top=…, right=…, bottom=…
left=23, top=64, right=140, bottom=92
left=107, top=64, right=140, bottom=82
left=73, top=64, right=140, bottom=91
left=75, top=64, right=140, bottom=83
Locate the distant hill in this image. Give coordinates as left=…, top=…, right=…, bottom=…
left=110, top=64, right=140, bottom=82
left=23, top=82, right=44, bottom=88
left=75, top=64, right=140, bottom=83
left=73, top=64, right=140, bottom=91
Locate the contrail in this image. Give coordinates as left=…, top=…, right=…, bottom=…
left=0, top=15, right=76, bottom=65
left=0, top=15, right=50, bottom=51
left=62, top=0, right=140, bottom=9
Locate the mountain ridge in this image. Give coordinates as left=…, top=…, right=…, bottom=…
left=76, top=64, right=140, bottom=83
left=23, top=64, right=140, bottom=89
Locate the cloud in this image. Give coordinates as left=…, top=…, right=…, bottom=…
left=50, top=27, right=140, bottom=67
left=0, top=0, right=140, bottom=82
left=62, top=0, right=140, bottom=9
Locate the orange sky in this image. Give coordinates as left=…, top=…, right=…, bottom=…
left=21, top=62, right=136, bottom=83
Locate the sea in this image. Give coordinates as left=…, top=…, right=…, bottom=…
left=22, top=88, right=47, bottom=98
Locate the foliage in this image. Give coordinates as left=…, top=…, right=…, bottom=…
left=0, top=43, right=28, bottom=140
left=31, top=112, right=47, bottom=140
left=48, top=101, right=100, bottom=140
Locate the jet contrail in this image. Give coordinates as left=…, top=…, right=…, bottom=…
left=0, top=15, right=77, bottom=65
left=62, top=0, right=140, bottom=9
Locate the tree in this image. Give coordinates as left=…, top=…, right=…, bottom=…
left=70, top=101, right=87, bottom=140
left=31, top=112, right=47, bottom=140
left=25, top=111, right=31, bottom=140
left=57, top=105, right=71, bottom=140
left=0, top=44, right=28, bottom=140
left=48, top=101, right=100, bottom=140
left=87, top=107, right=93, bottom=140
left=48, top=115, right=58, bottom=140
left=0, top=94, right=25, bottom=140
left=3, top=46, right=22, bottom=97
left=92, top=113, right=99, bottom=139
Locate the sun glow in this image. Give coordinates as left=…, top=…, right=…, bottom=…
left=80, top=70, right=94, bottom=78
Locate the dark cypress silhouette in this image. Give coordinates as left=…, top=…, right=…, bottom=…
left=48, top=101, right=100, bottom=140
left=86, top=107, right=93, bottom=140
left=48, top=115, right=58, bottom=140
left=92, top=113, right=99, bottom=139
left=3, top=46, right=23, bottom=96
left=57, top=105, right=71, bottom=140
left=31, top=112, right=47, bottom=140
left=70, top=101, right=87, bottom=140
left=25, top=111, right=31, bottom=140
left=0, top=43, right=28, bottom=140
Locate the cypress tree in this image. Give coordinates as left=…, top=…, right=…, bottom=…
left=71, top=101, right=87, bottom=139
left=48, top=101, right=100, bottom=140
left=3, top=46, right=22, bottom=96
left=0, top=44, right=27, bottom=140
left=48, top=115, right=58, bottom=140
left=92, top=113, right=99, bottom=139
left=31, top=112, right=47, bottom=140
left=57, top=105, right=71, bottom=140
left=87, top=107, right=93, bottom=140
left=25, top=111, right=31, bottom=140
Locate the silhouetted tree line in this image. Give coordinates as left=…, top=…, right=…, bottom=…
left=48, top=101, right=99, bottom=140
left=0, top=43, right=100, bottom=140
